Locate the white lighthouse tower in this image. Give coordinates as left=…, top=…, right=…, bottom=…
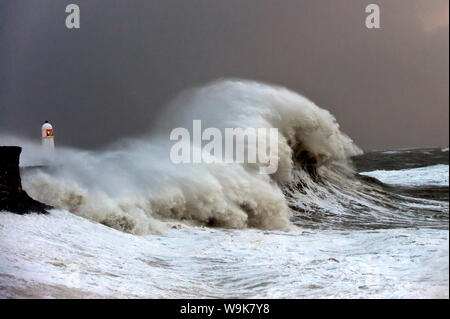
left=41, top=121, right=55, bottom=151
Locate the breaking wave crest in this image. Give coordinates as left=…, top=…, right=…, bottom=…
left=3, top=79, right=445, bottom=234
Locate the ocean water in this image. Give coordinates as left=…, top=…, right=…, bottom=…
left=0, top=80, right=448, bottom=298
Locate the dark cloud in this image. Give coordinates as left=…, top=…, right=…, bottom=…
left=0, top=0, right=448, bottom=150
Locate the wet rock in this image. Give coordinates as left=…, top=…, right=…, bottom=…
left=0, top=146, right=52, bottom=214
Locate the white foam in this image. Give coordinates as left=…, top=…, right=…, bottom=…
left=0, top=210, right=448, bottom=298
left=1, top=80, right=447, bottom=298
left=2, top=79, right=362, bottom=234
left=360, top=164, right=449, bottom=187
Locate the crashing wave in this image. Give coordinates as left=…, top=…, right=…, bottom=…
left=3, top=79, right=445, bottom=234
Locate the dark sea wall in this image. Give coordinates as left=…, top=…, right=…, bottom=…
left=0, top=146, right=52, bottom=214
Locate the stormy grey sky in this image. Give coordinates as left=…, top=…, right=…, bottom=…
left=0, top=0, right=448, bottom=150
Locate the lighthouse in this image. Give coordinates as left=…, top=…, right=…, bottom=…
left=41, top=121, right=55, bottom=151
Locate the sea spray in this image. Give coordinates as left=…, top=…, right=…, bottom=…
left=2, top=79, right=363, bottom=234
